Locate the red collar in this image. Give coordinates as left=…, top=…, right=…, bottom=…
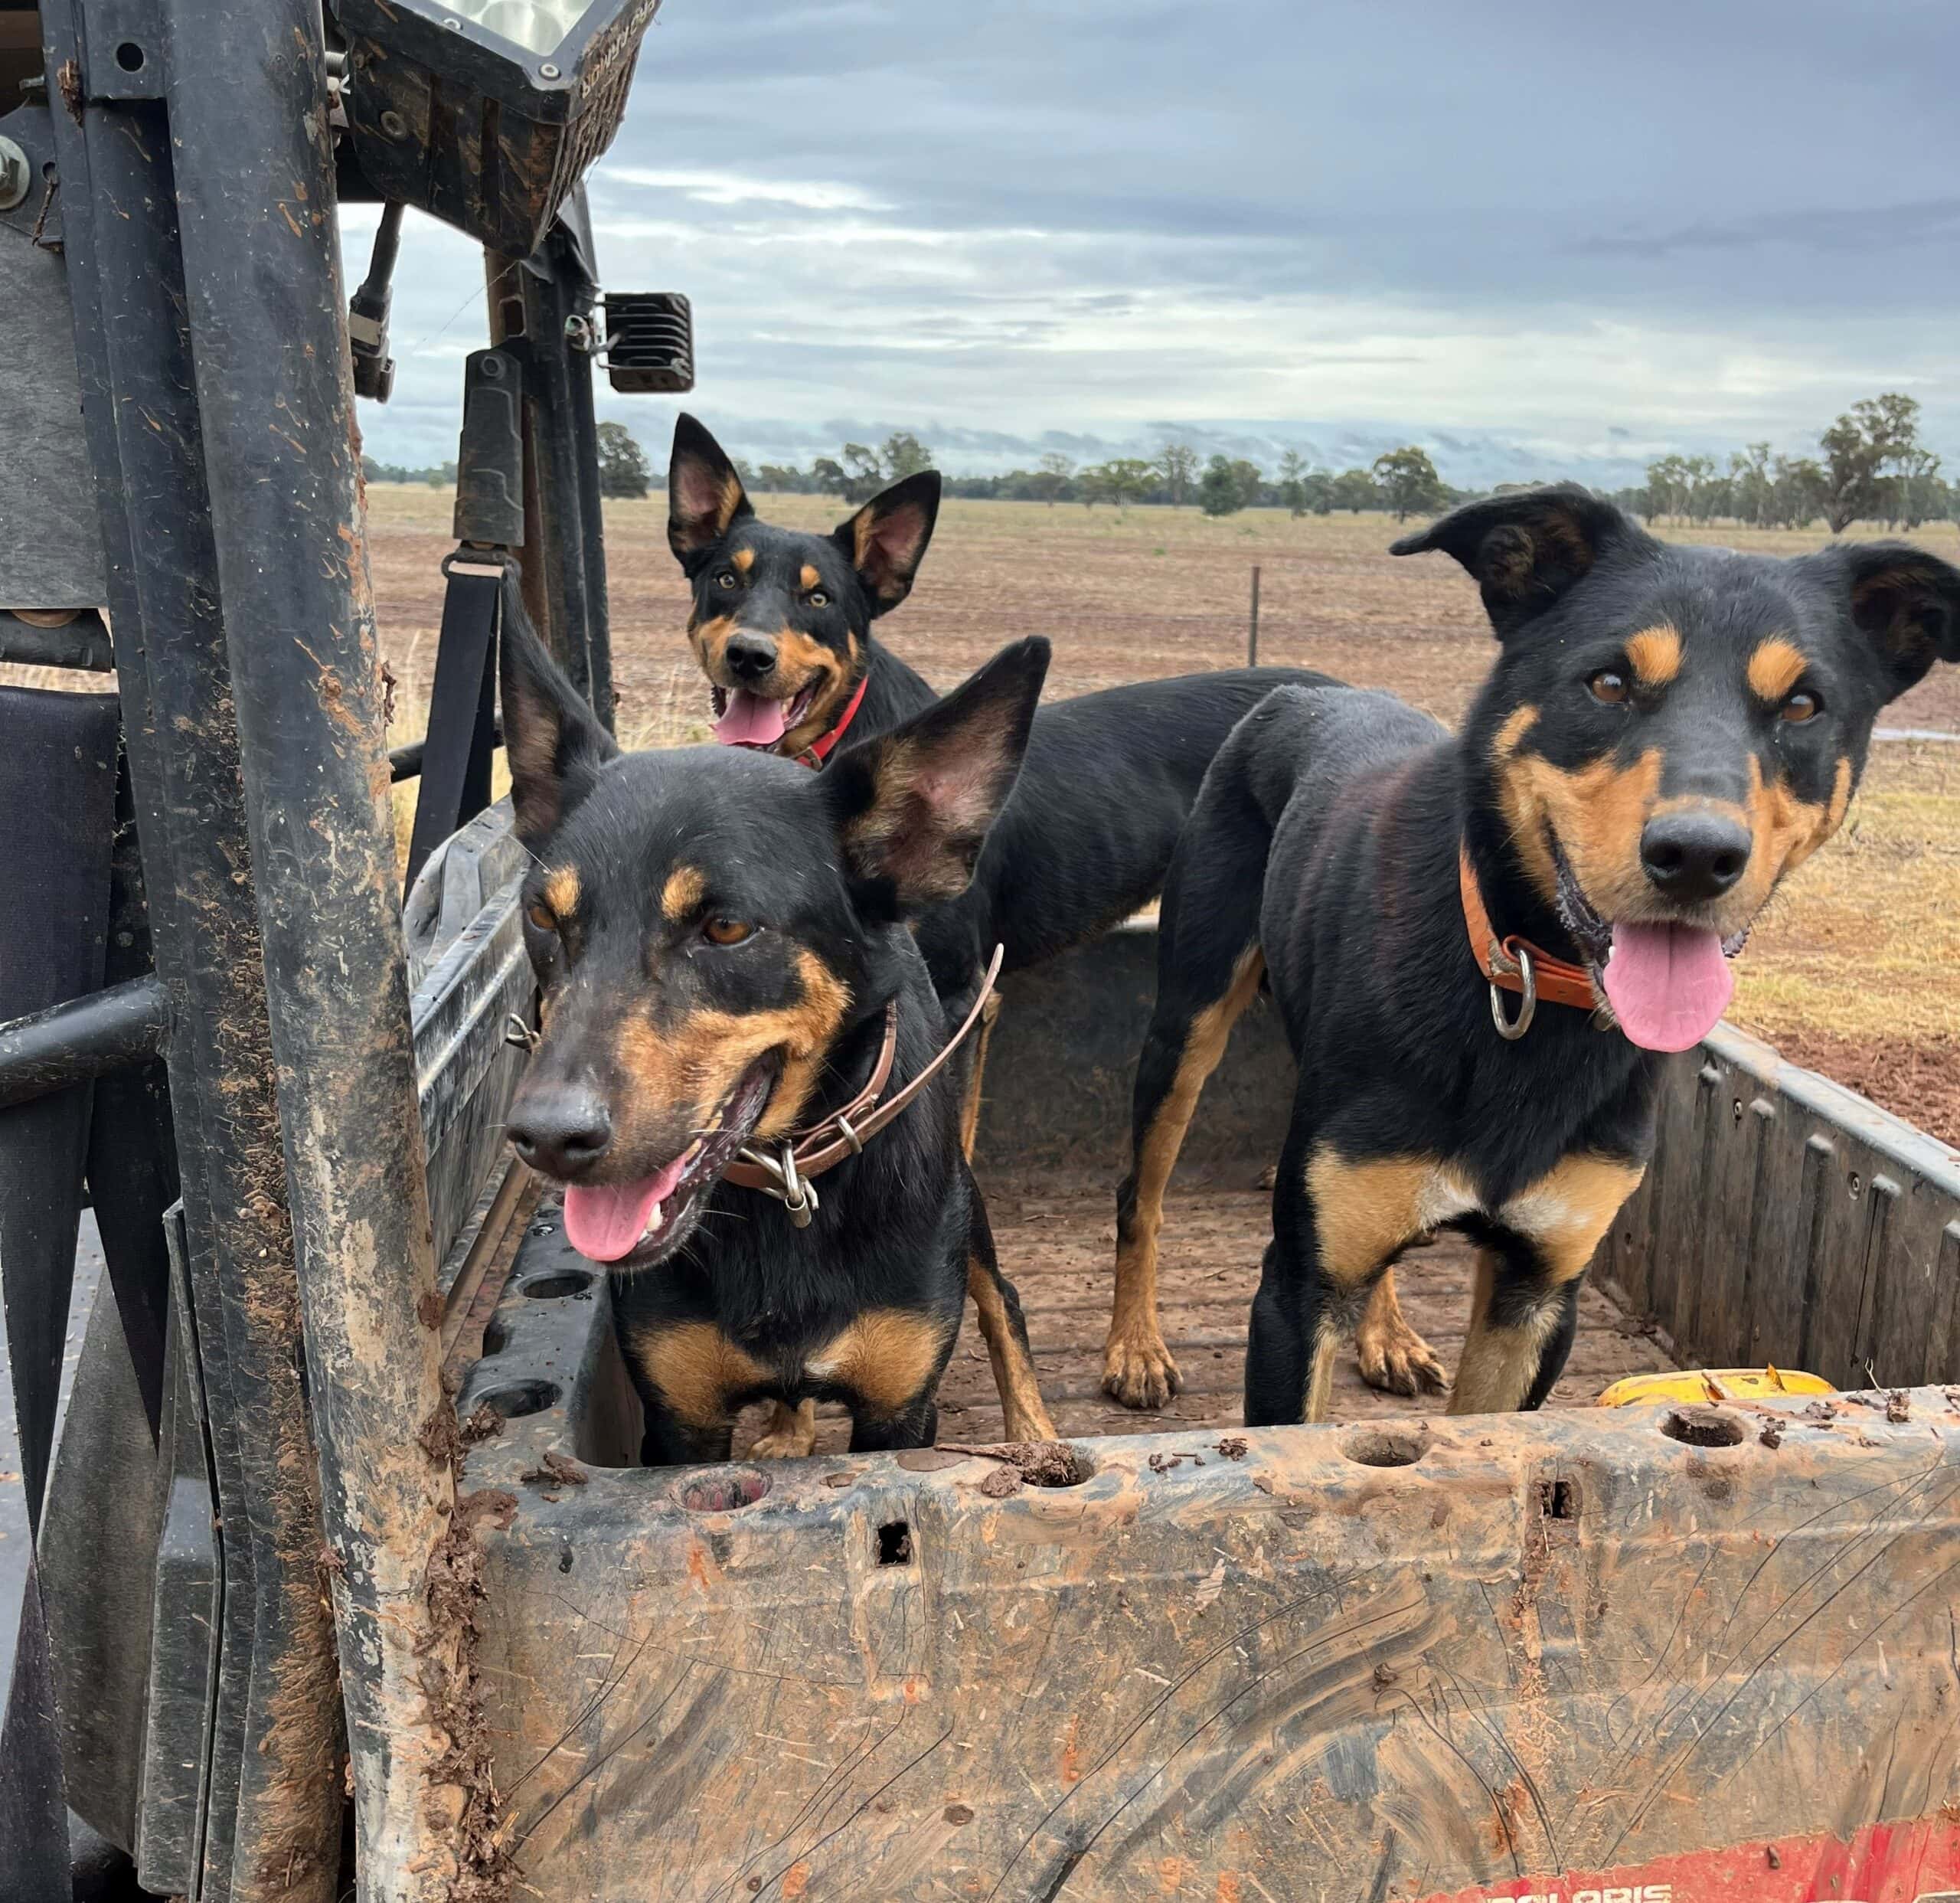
left=1459, top=845, right=1599, bottom=1015
left=792, top=673, right=870, bottom=770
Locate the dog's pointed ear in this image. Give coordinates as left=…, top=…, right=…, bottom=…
left=825, top=635, right=1048, bottom=914
left=831, top=470, right=942, bottom=616
left=1390, top=484, right=1650, bottom=639
left=1806, top=541, right=1960, bottom=700
left=668, top=414, right=753, bottom=567
left=498, top=571, right=619, bottom=844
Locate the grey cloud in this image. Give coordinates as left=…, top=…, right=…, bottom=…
left=354, top=0, right=1960, bottom=470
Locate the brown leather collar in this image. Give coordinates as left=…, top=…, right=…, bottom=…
left=721, top=943, right=1004, bottom=1215
left=1459, top=845, right=1599, bottom=1015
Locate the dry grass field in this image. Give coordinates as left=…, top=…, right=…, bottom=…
left=10, top=487, right=1952, bottom=1140
left=364, top=484, right=1960, bottom=1141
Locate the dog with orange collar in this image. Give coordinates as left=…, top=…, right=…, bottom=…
left=1113, top=485, right=1960, bottom=1425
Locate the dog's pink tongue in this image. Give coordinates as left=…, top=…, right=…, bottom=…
left=714, top=690, right=789, bottom=749
left=561, top=1156, right=688, bottom=1264
left=1602, top=922, right=1734, bottom=1054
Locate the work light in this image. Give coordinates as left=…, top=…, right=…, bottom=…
left=334, top=0, right=660, bottom=255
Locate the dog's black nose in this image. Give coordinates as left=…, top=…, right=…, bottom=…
left=723, top=631, right=778, bottom=682
left=508, top=1085, right=612, bottom=1179
left=1639, top=810, right=1751, bottom=902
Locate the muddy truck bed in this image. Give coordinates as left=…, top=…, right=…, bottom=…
left=739, top=1172, right=1677, bottom=1455
left=431, top=867, right=1960, bottom=1901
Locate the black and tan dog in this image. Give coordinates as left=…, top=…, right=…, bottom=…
left=1114, top=486, right=1958, bottom=1423
left=665, top=415, right=1442, bottom=1414
left=499, top=581, right=1057, bottom=1462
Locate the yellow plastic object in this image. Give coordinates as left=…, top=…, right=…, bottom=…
left=1596, top=1365, right=1834, bottom=1408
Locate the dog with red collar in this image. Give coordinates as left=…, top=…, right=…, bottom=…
left=1112, top=485, right=1960, bottom=1424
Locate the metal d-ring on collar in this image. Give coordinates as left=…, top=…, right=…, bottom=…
left=726, top=943, right=1007, bottom=1220
left=736, top=1139, right=820, bottom=1228
left=1486, top=940, right=1537, bottom=1041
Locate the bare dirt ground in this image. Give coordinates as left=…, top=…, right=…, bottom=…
left=731, top=1170, right=1679, bottom=1455
left=367, top=486, right=1960, bottom=1143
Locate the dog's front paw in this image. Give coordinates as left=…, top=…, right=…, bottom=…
left=747, top=1398, right=818, bottom=1459
left=1102, top=1327, right=1182, bottom=1411
left=1355, top=1300, right=1448, bottom=1398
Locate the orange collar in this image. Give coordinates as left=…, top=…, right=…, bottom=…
left=792, top=673, right=870, bottom=770
left=1459, top=845, right=1599, bottom=1013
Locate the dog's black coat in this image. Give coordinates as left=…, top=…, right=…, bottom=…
left=498, top=580, right=1051, bottom=1463
left=666, top=414, right=1340, bottom=1012
left=1119, top=486, right=1960, bottom=1425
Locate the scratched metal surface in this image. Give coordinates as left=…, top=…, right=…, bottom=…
left=464, top=1378, right=1960, bottom=1900
left=447, top=905, right=1960, bottom=1896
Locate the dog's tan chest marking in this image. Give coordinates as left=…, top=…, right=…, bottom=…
left=1305, top=1146, right=1643, bottom=1283
left=1495, top=1152, right=1646, bottom=1278
left=632, top=1321, right=770, bottom=1429
left=1304, top=1151, right=1475, bottom=1287
left=806, top=1309, right=949, bottom=1419
left=635, top=1309, right=950, bottom=1433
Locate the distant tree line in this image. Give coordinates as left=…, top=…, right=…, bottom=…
left=368, top=392, right=1956, bottom=535
left=739, top=435, right=1469, bottom=520
left=363, top=457, right=459, bottom=487
left=1612, top=395, right=1954, bottom=534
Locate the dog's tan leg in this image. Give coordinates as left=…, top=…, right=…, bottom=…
left=1106, top=943, right=1265, bottom=1409
left=958, top=992, right=1002, bottom=1163
left=1302, top=1151, right=1439, bottom=1422
left=967, top=1253, right=1055, bottom=1442
left=747, top=1398, right=818, bottom=1458
left=1354, top=1271, right=1448, bottom=1397
left=1449, top=1153, right=1643, bottom=1415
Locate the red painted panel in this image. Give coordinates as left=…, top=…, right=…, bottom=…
left=1417, top=1816, right=1960, bottom=1903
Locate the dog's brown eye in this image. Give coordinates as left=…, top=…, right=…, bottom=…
left=716, top=569, right=737, bottom=590
left=525, top=902, right=557, bottom=934
left=1780, top=689, right=1821, bottom=724
left=1588, top=669, right=1630, bottom=705
left=807, top=589, right=828, bottom=609
left=703, top=917, right=754, bottom=947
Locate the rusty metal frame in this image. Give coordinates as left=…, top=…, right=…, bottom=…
left=26, top=0, right=517, bottom=1893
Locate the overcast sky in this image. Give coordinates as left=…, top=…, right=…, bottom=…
left=347, top=0, right=1960, bottom=488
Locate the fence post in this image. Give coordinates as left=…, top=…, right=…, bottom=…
left=1248, top=564, right=1261, bottom=667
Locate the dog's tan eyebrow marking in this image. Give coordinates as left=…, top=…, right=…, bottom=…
left=799, top=563, right=820, bottom=591
left=1491, top=705, right=1540, bottom=760
left=1747, top=636, right=1807, bottom=703
left=1625, top=624, right=1682, bottom=688
left=730, top=546, right=755, bottom=574
left=543, top=868, right=580, bottom=917
left=661, top=866, right=705, bottom=921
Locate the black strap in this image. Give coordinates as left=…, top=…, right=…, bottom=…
left=403, top=554, right=505, bottom=896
